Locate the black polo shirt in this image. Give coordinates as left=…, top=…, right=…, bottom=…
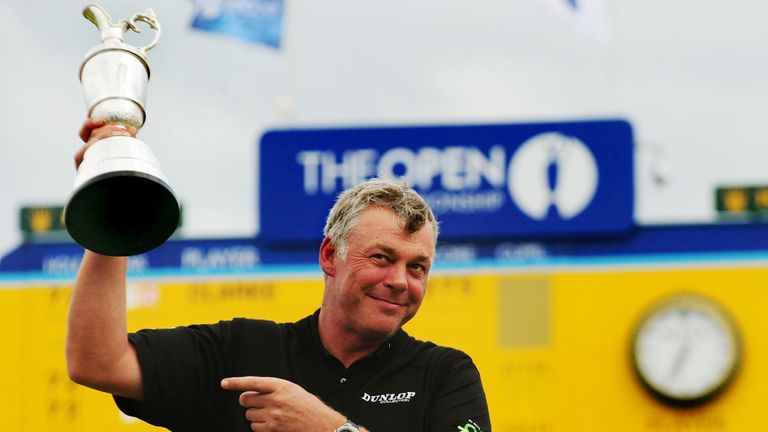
left=115, top=310, right=491, bottom=431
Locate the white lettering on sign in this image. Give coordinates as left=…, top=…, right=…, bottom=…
left=42, top=254, right=83, bottom=274
left=127, top=255, right=149, bottom=272
left=296, top=146, right=506, bottom=194
left=297, top=149, right=378, bottom=194
left=180, top=246, right=260, bottom=269
left=494, top=242, right=547, bottom=260
left=436, top=244, right=478, bottom=262
left=294, top=133, right=599, bottom=220
left=425, top=190, right=505, bottom=214
left=41, top=253, right=146, bottom=274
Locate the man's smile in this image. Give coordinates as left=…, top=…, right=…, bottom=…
left=367, top=293, right=406, bottom=308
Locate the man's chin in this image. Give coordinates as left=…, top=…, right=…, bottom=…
left=359, top=317, right=403, bottom=341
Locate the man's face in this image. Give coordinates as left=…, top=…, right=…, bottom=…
left=322, top=206, right=435, bottom=341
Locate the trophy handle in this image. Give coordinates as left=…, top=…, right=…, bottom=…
left=127, top=9, right=161, bottom=53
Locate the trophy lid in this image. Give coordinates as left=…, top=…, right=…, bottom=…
left=79, top=4, right=159, bottom=80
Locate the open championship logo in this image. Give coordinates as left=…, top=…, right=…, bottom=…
left=508, top=132, right=598, bottom=221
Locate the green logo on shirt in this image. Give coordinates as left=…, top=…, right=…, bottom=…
left=457, top=419, right=482, bottom=432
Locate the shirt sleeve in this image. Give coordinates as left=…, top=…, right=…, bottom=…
left=113, top=321, right=236, bottom=430
left=429, top=351, right=492, bottom=432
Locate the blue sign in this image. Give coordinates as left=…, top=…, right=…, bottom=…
left=6, top=224, right=768, bottom=277
left=259, top=120, right=635, bottom=242
left=0, top=239, right=270, bottom=276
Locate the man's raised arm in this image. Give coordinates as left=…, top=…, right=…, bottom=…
left=65, top=118, right=144, bottom=400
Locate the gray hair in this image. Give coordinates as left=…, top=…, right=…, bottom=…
left=323, top=178, right=439, bottom=259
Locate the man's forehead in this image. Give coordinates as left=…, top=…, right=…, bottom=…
left=350, top=209, right=435, bottom=256
left=355, top=206, right=433, bottom=232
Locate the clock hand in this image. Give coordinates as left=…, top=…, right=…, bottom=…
left=667, top=311, right=692, bottom=382
left=667, top=338, right=691, bottom=381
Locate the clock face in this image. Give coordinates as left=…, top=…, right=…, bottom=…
left=632, top=294, right=740, bottom=406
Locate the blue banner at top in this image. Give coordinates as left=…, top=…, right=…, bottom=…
left=190, top=0, right=284, bottom=48
left=259, top=120, right=635, bottom=242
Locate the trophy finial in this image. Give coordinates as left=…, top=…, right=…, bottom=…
left=83, top=3, right=124, bottom=42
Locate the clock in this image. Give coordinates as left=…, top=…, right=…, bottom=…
left=631, top=293, right=741, bottom=407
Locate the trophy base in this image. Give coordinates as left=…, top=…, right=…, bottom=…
left=65, top=171, right=180, bottom=256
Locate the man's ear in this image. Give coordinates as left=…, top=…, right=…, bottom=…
left=319, top=237, right=337, bottom=277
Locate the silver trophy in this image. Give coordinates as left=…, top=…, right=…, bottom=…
left=65, top=3, right=180, bottom=256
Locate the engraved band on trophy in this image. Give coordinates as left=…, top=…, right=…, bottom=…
left=65, top=3, right=180, bottom=256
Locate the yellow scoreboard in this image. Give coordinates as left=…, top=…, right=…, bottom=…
left=2, top=257, right=768, bottom=431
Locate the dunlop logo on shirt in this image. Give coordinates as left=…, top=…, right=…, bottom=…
left=361, top=391, right=416, bottom=404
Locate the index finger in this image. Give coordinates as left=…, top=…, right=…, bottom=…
left=221, top=376, right=281, bottom=393
left=79, top=118, right=106, bottom=143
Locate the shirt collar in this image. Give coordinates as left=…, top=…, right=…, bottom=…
left=307, top=308, right=406, bottom=362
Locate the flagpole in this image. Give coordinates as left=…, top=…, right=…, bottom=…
left=275, top=0, right=297, bottom=127
left=605, top=0, right=619, bottom=114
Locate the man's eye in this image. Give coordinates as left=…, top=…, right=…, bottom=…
left=372, top=254, right=389, bottom=262
left=408, top=263, right=426, bottom=272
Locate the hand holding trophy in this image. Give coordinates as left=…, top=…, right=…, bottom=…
left=65, top=3, right=180, bottom=256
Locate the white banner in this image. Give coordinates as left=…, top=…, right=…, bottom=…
left=541, top=0, right=612, bottom=43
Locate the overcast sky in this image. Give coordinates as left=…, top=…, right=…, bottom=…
left=2, top=0, right=768, bottom=257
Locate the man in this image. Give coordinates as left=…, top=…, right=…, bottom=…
left=66, top=119, right=491, bottom=431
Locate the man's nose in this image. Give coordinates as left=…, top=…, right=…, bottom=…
left=385, top=264, right=408, bottom=291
